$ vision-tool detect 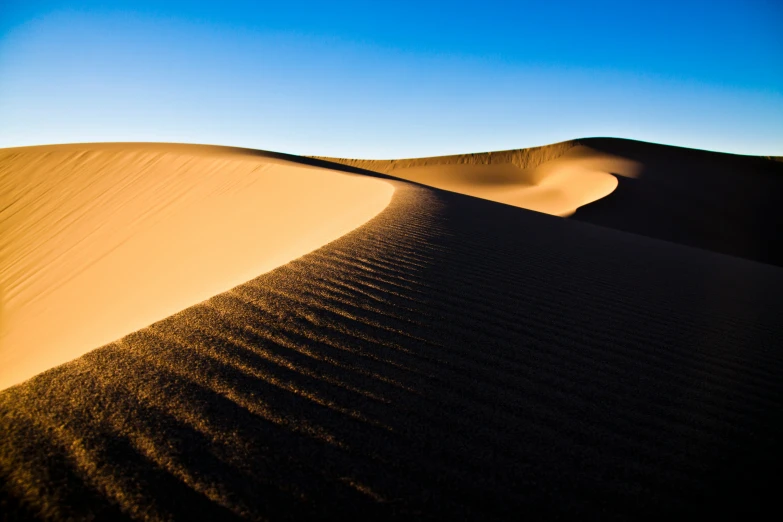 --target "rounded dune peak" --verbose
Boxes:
[0,143,394,390]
